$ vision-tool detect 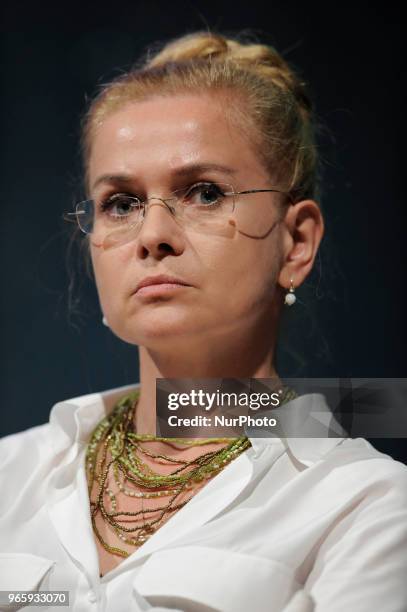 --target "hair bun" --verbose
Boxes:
[145,31,311,114]
[145,32,230,66]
